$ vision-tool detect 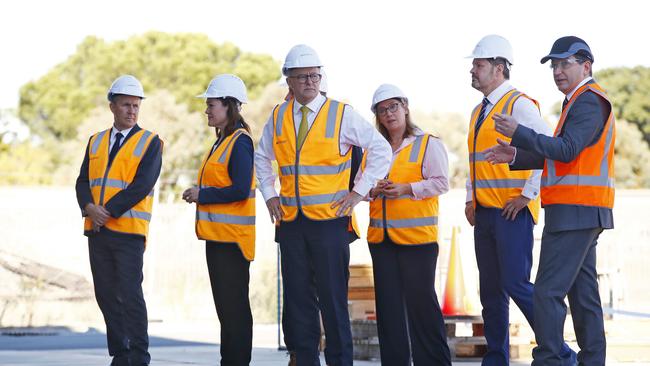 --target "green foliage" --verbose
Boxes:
[0,141,56,185]
[412,111,469,188]
[596,66,650,145]
[19,32,281,140]
[241,83,287,142]
[614,119,650,188]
